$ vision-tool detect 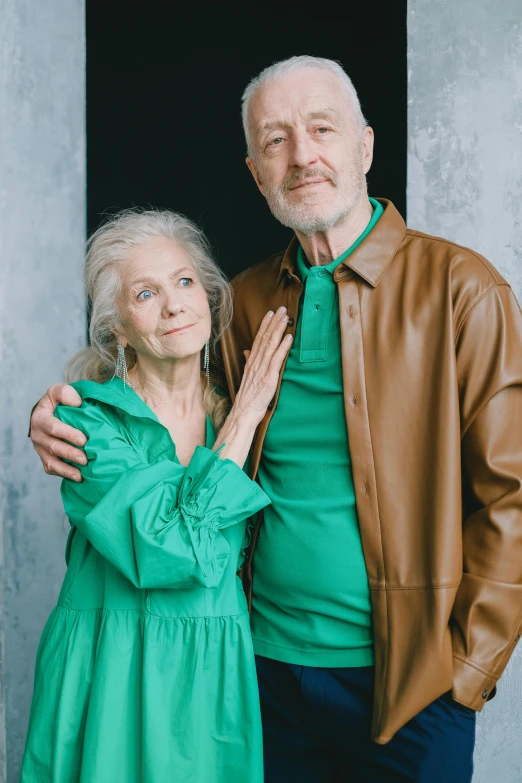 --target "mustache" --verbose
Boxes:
[281,168,338,192]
